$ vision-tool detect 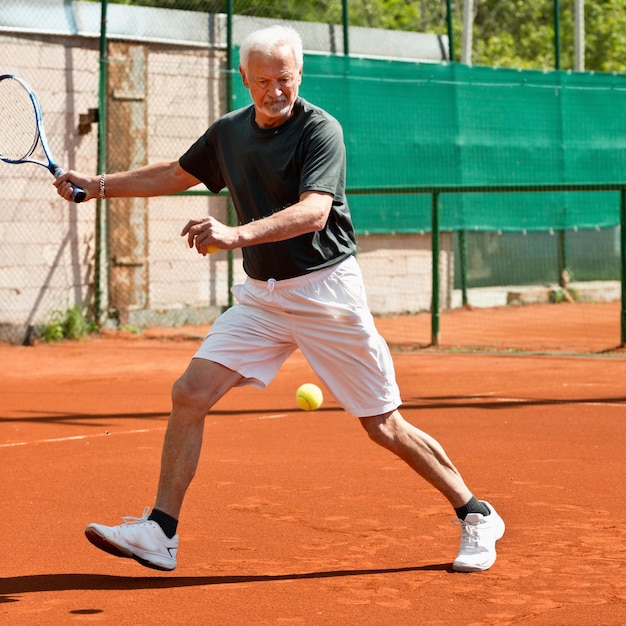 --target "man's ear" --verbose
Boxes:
[239,65,249,88]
